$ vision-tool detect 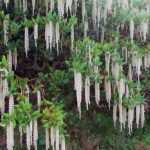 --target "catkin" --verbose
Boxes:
[4,0,9,8]
[122,106,127,128]
[56,127,60,150]
[113,104,117,127]
[37,90,41,109]
[140,22,148,41]
[61,136,65,150]
[45,128,50,150]
[6,95,14,150]
[12,50,18,70]
[24,27,29,57]
[66,0,73,14]
[56,23,60,54]
[3,17,9,45]
[45,21,54,50]
[128,108,134,134]
[26,125,31,150]
[130,19,134,43]
[74,71,82,117]
[23,0,27,12]
[84,21,88,37]
[136,105,140,128]
[105,52,110,75]
[106,0,113,12]
[118,103,123,131]
[85,76,90,110]
[58,0,65,16]
[8,50,12,72]
[104,77,111,109]
[34,23,38,47]
[33,119,38,150]
[29,121,33,146]
[82,0,86,22]
[26,84,30,102]
[19,126,23,146]
[94,66,100,105]
[92,0,98,26]
[140,104,145,128]
[71,25,74,51]
[32,0,36,15]
[50,127,55,149]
